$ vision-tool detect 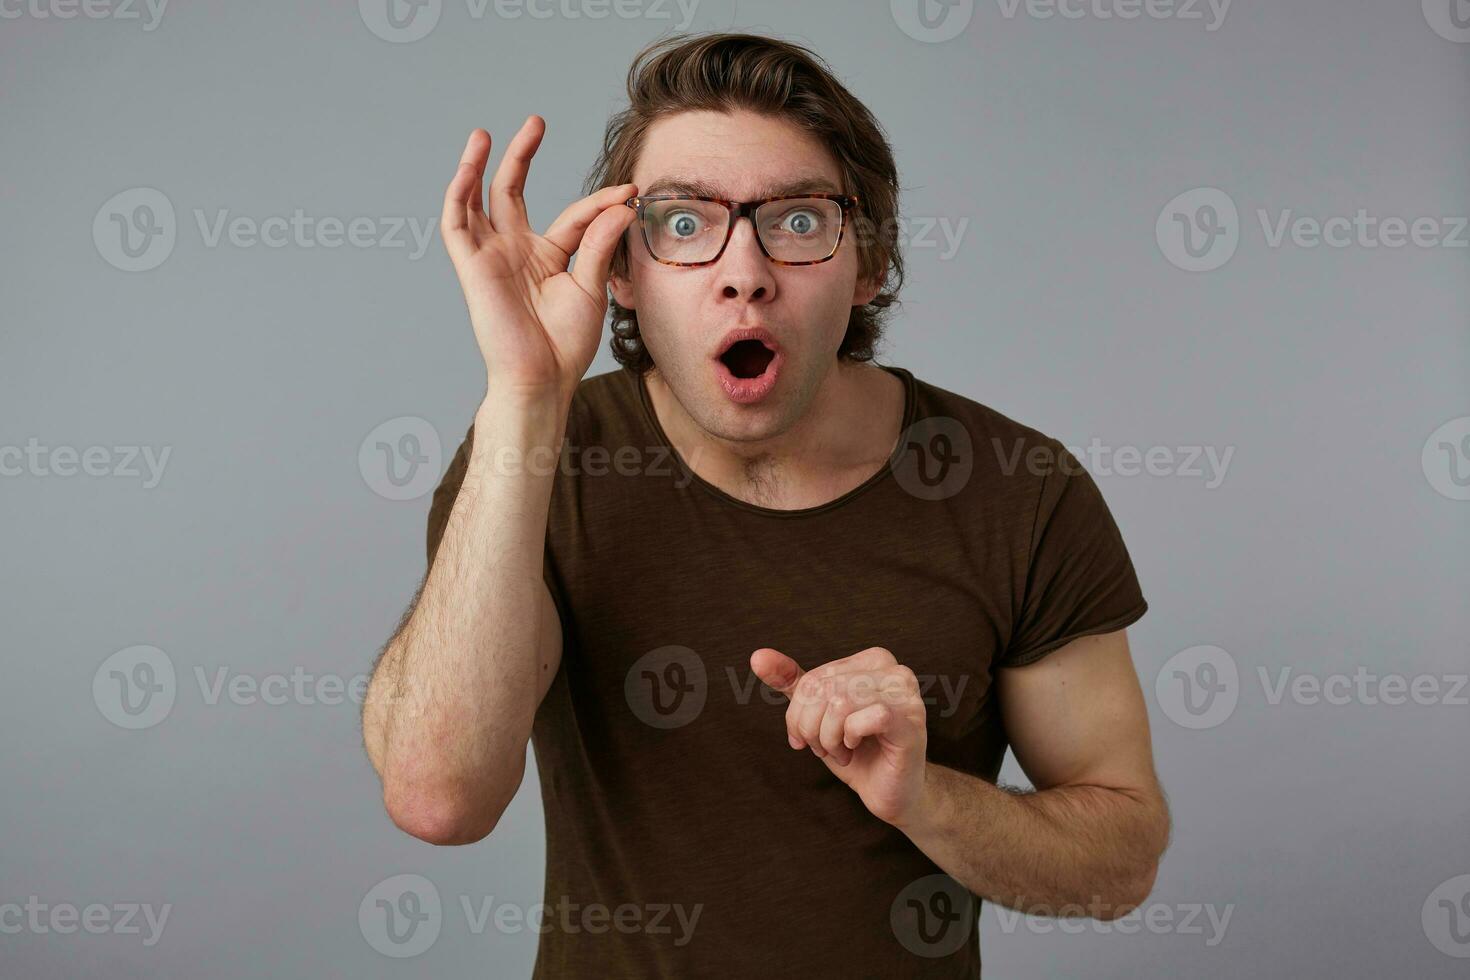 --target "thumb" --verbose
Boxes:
[750,648,804,698]
[569,200,638,303]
